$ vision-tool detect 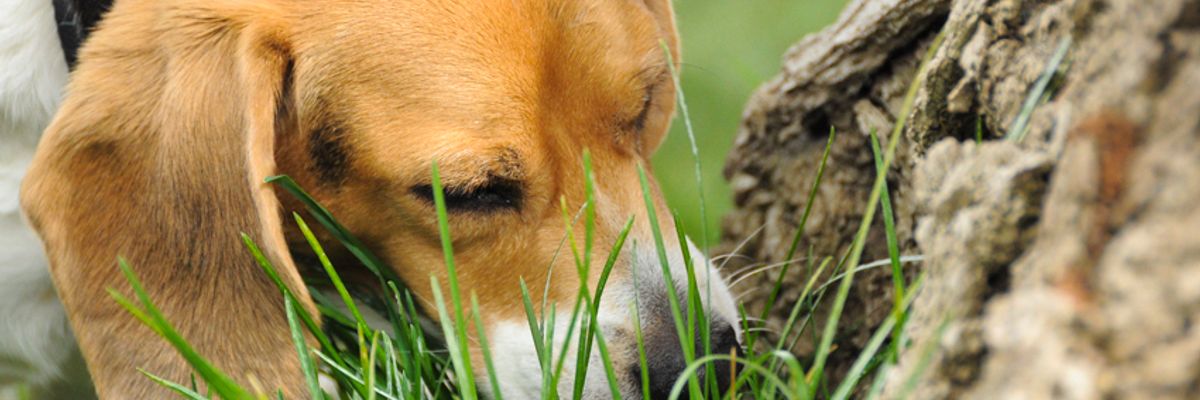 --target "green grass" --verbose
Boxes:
[116,156,926,398]
[102,4,963,400]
